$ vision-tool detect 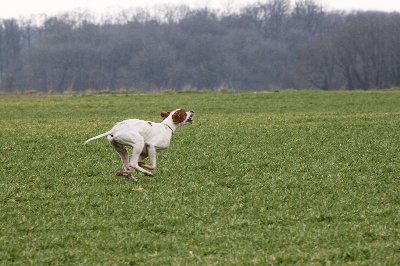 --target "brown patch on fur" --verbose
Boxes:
[172,109,187,124]
[160,111,170,120]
